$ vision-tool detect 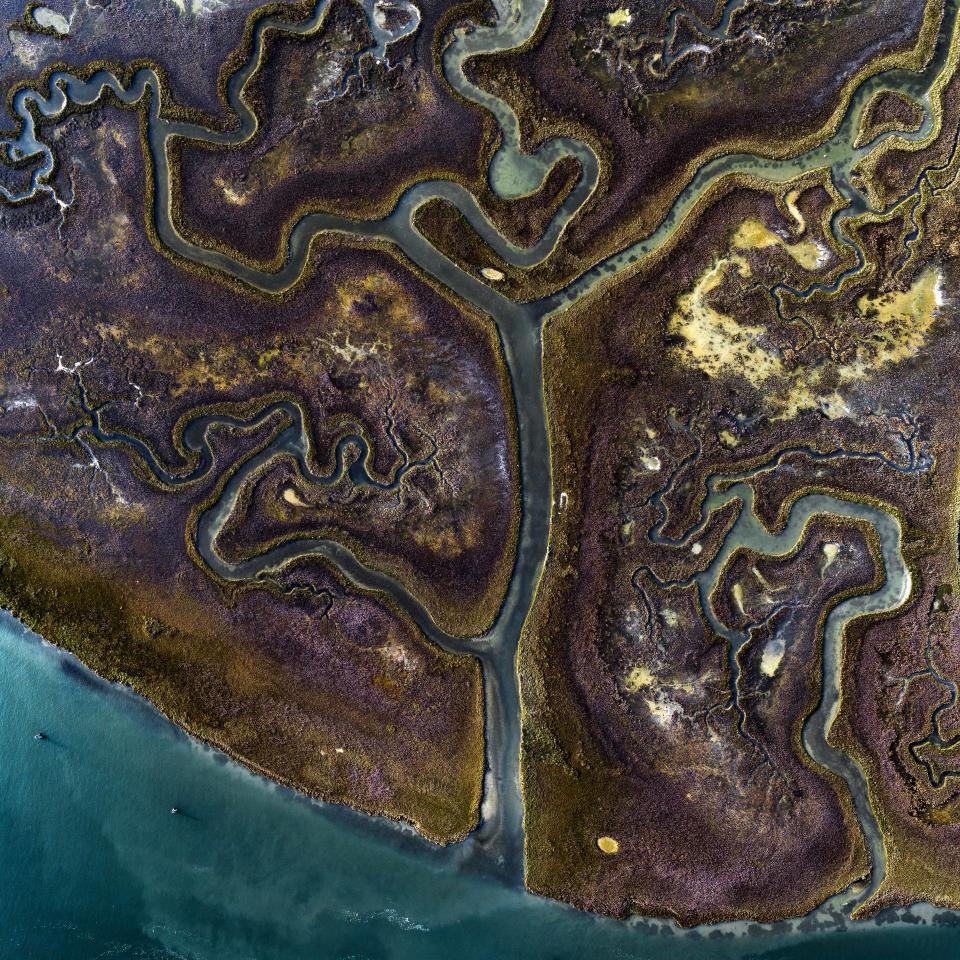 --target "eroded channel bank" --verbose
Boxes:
[2,0,959,919]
